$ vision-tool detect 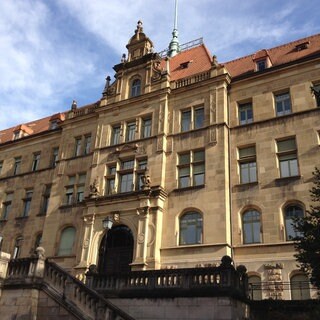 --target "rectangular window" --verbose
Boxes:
[51,147,59,168]
[105,158,147,194]
[256,60,266,71]
[65,175,75,205]
[84,135,91,155]
[275,92,291,116]
[0,161,3,175]
[194,107,204,129]
[22,190,33,217]
[77,173,86,202]
[111,125,121,145]
[238,146,257,184]
[41,185,51,215]
[181,106,204,132]
[105,166,116,195]
[181,110,191,132]
[126,122,136,142]
[277,138,299,178]
[13,157,21,175]
[239,102,253,125]
[120,173,134,193]
[74,137,82,156]
[31,153,40,171]
[2,193,13,220]
[178,150,205,188]
[142,118,152,138]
